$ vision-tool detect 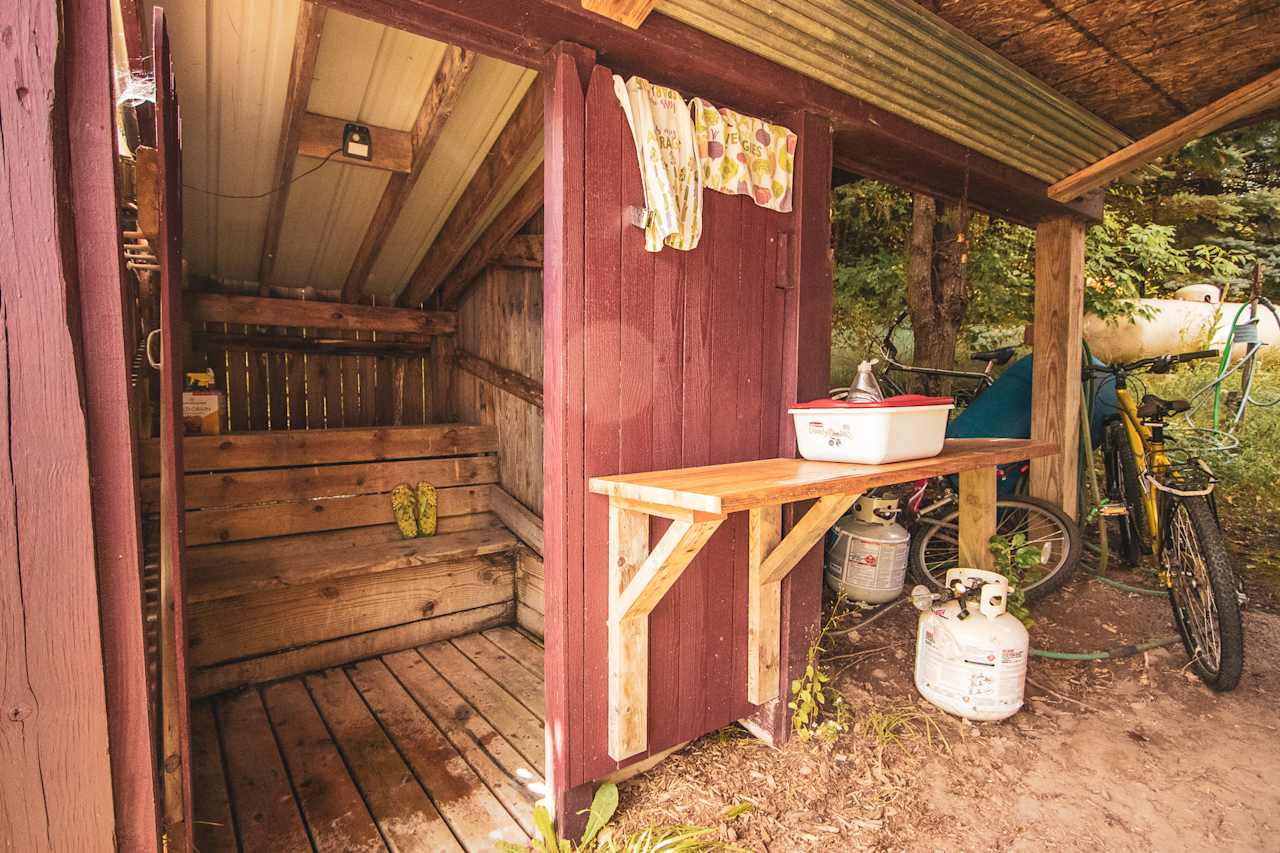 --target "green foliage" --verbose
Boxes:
[856,704,950,754]
[829,119,1280,358]
[987,533,1043,628]
[788,609,849,742]
[497,784,741,853]
[1145,363,1280,497]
